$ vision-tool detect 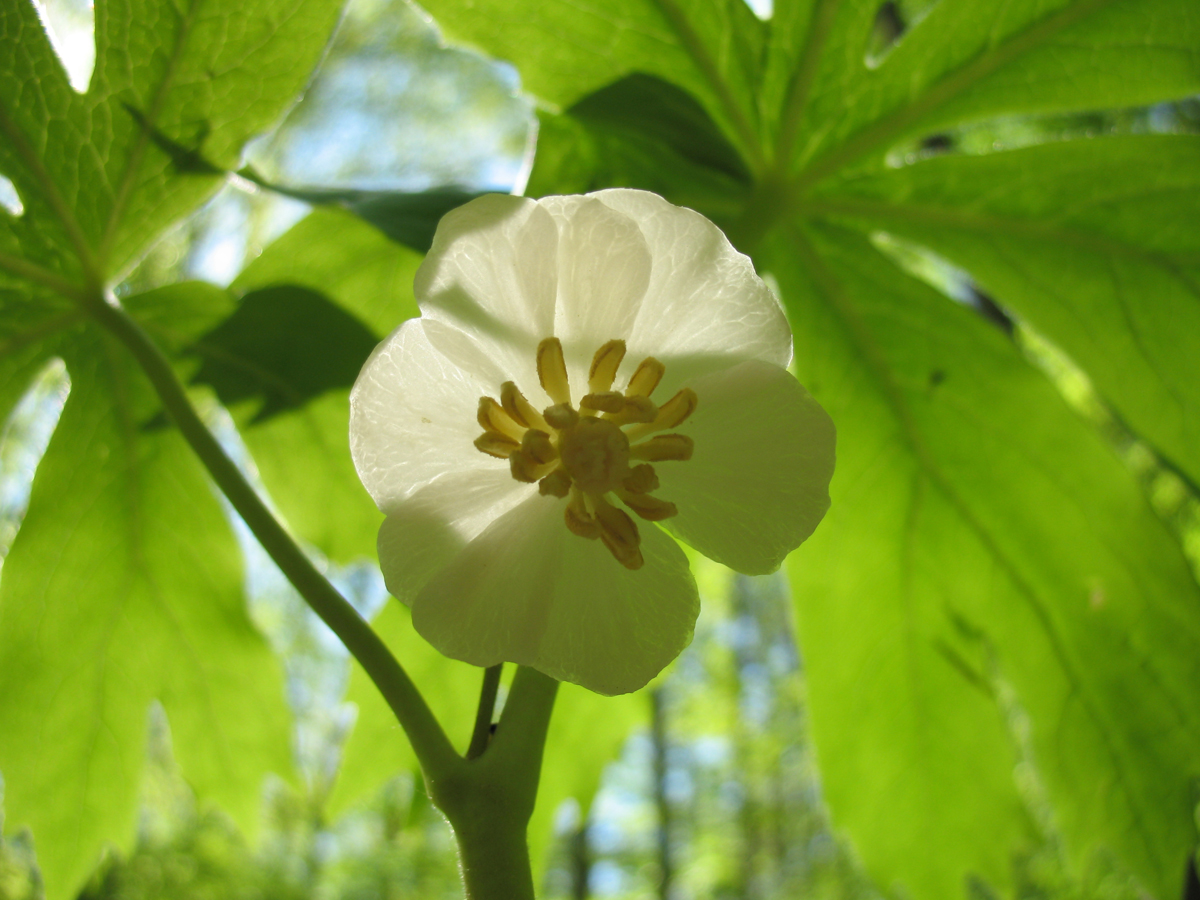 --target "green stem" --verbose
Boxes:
[467,664,504,760]
[436,667,560,900]
[83,291,460,784]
